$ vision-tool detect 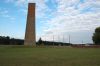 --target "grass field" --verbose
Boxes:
[0,46,100,66]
